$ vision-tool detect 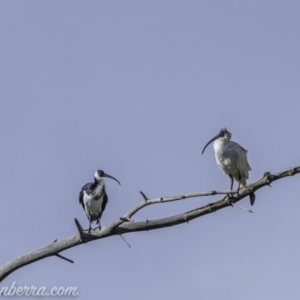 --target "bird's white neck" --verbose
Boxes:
[94,177,104,186]
[213,137,228,154]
